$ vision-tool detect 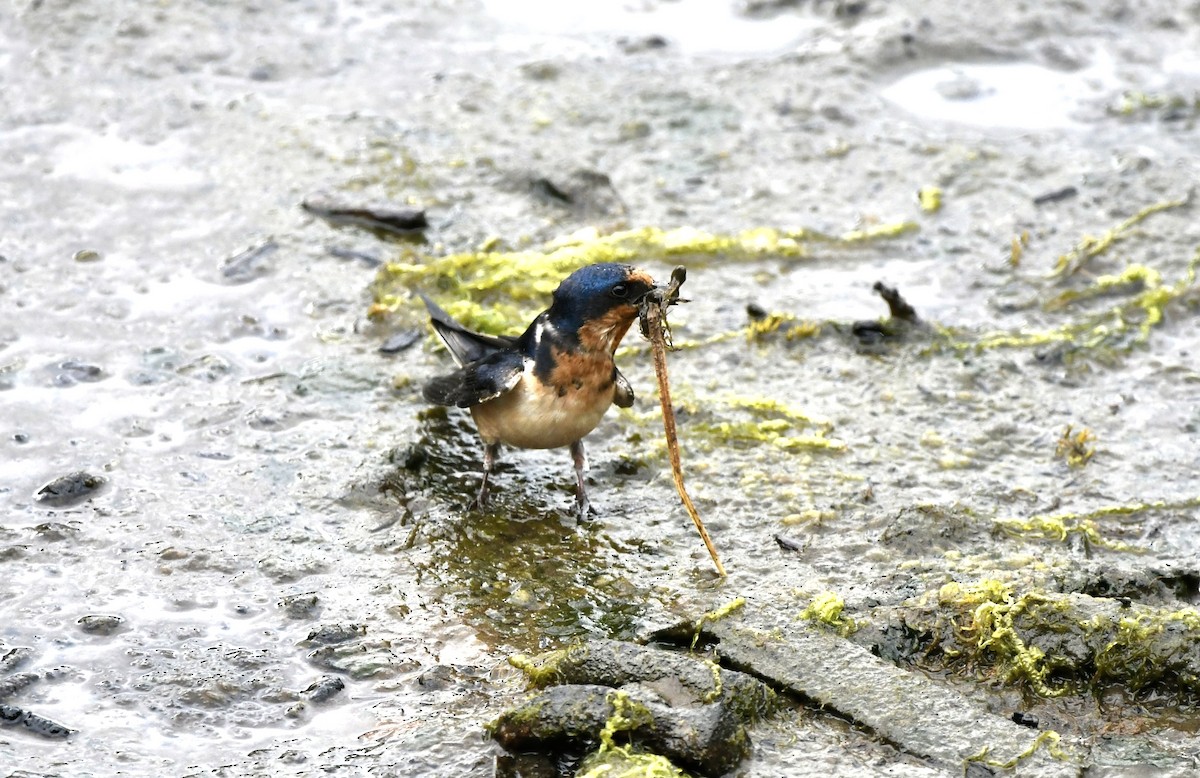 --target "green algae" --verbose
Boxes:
[1054,424,1095,468]
[1109,90,1200,122]
[964,730,1073,773]
[837,221,919,243]
[371,222,918,332]
[690,396,845,453]
[1091,609,1200,687]
[917,185,943,213]
[596,690,655,749]
[1044,263,1162,311]
[576,746,692,778]
[375,207,1194,367]
[509,644,583,687]
[947,581,1075,697]
[940,243,1199,360]
[500,648,763,778]
[650,208,1195,364]
[699,658,724,705]
[690,598,746,650]
[799,591,856,636]
[994,512,1136,551]
[622,394,844,460]
[905,579,1200,705]
[995,497,1200,551]
[1051,198,1189,277]
[484,697,547,739]
[723,232,1199,363]
[1010,230,1029,267]
[929,203,1200,361]
[744,312,822,342]
[623,310,820,354]
[490,684,700,778]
